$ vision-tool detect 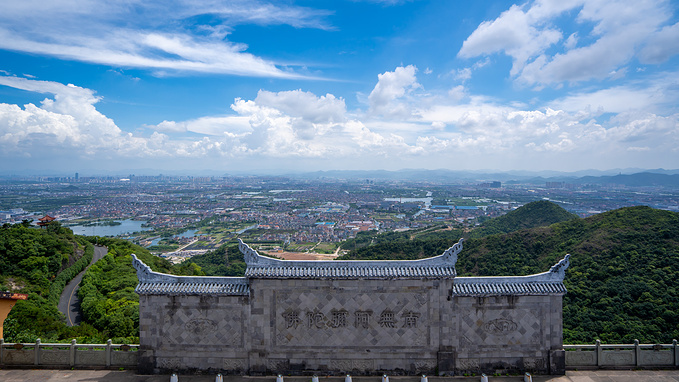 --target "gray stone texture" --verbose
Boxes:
[138,278,565,375]
[135,244,569,375]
